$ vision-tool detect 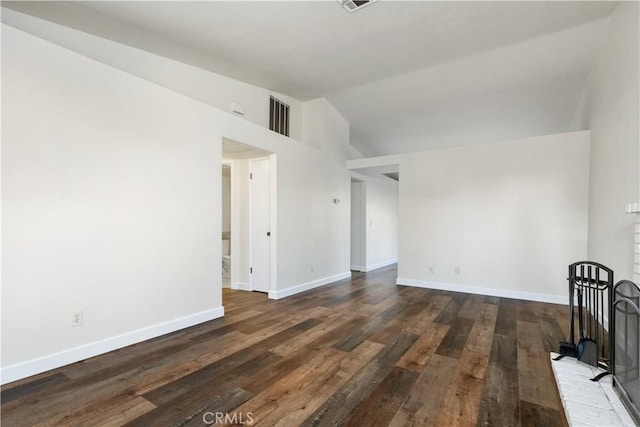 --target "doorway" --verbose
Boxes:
[222,162,232,288]
[350,179,366,272]
[221,138,275,296]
